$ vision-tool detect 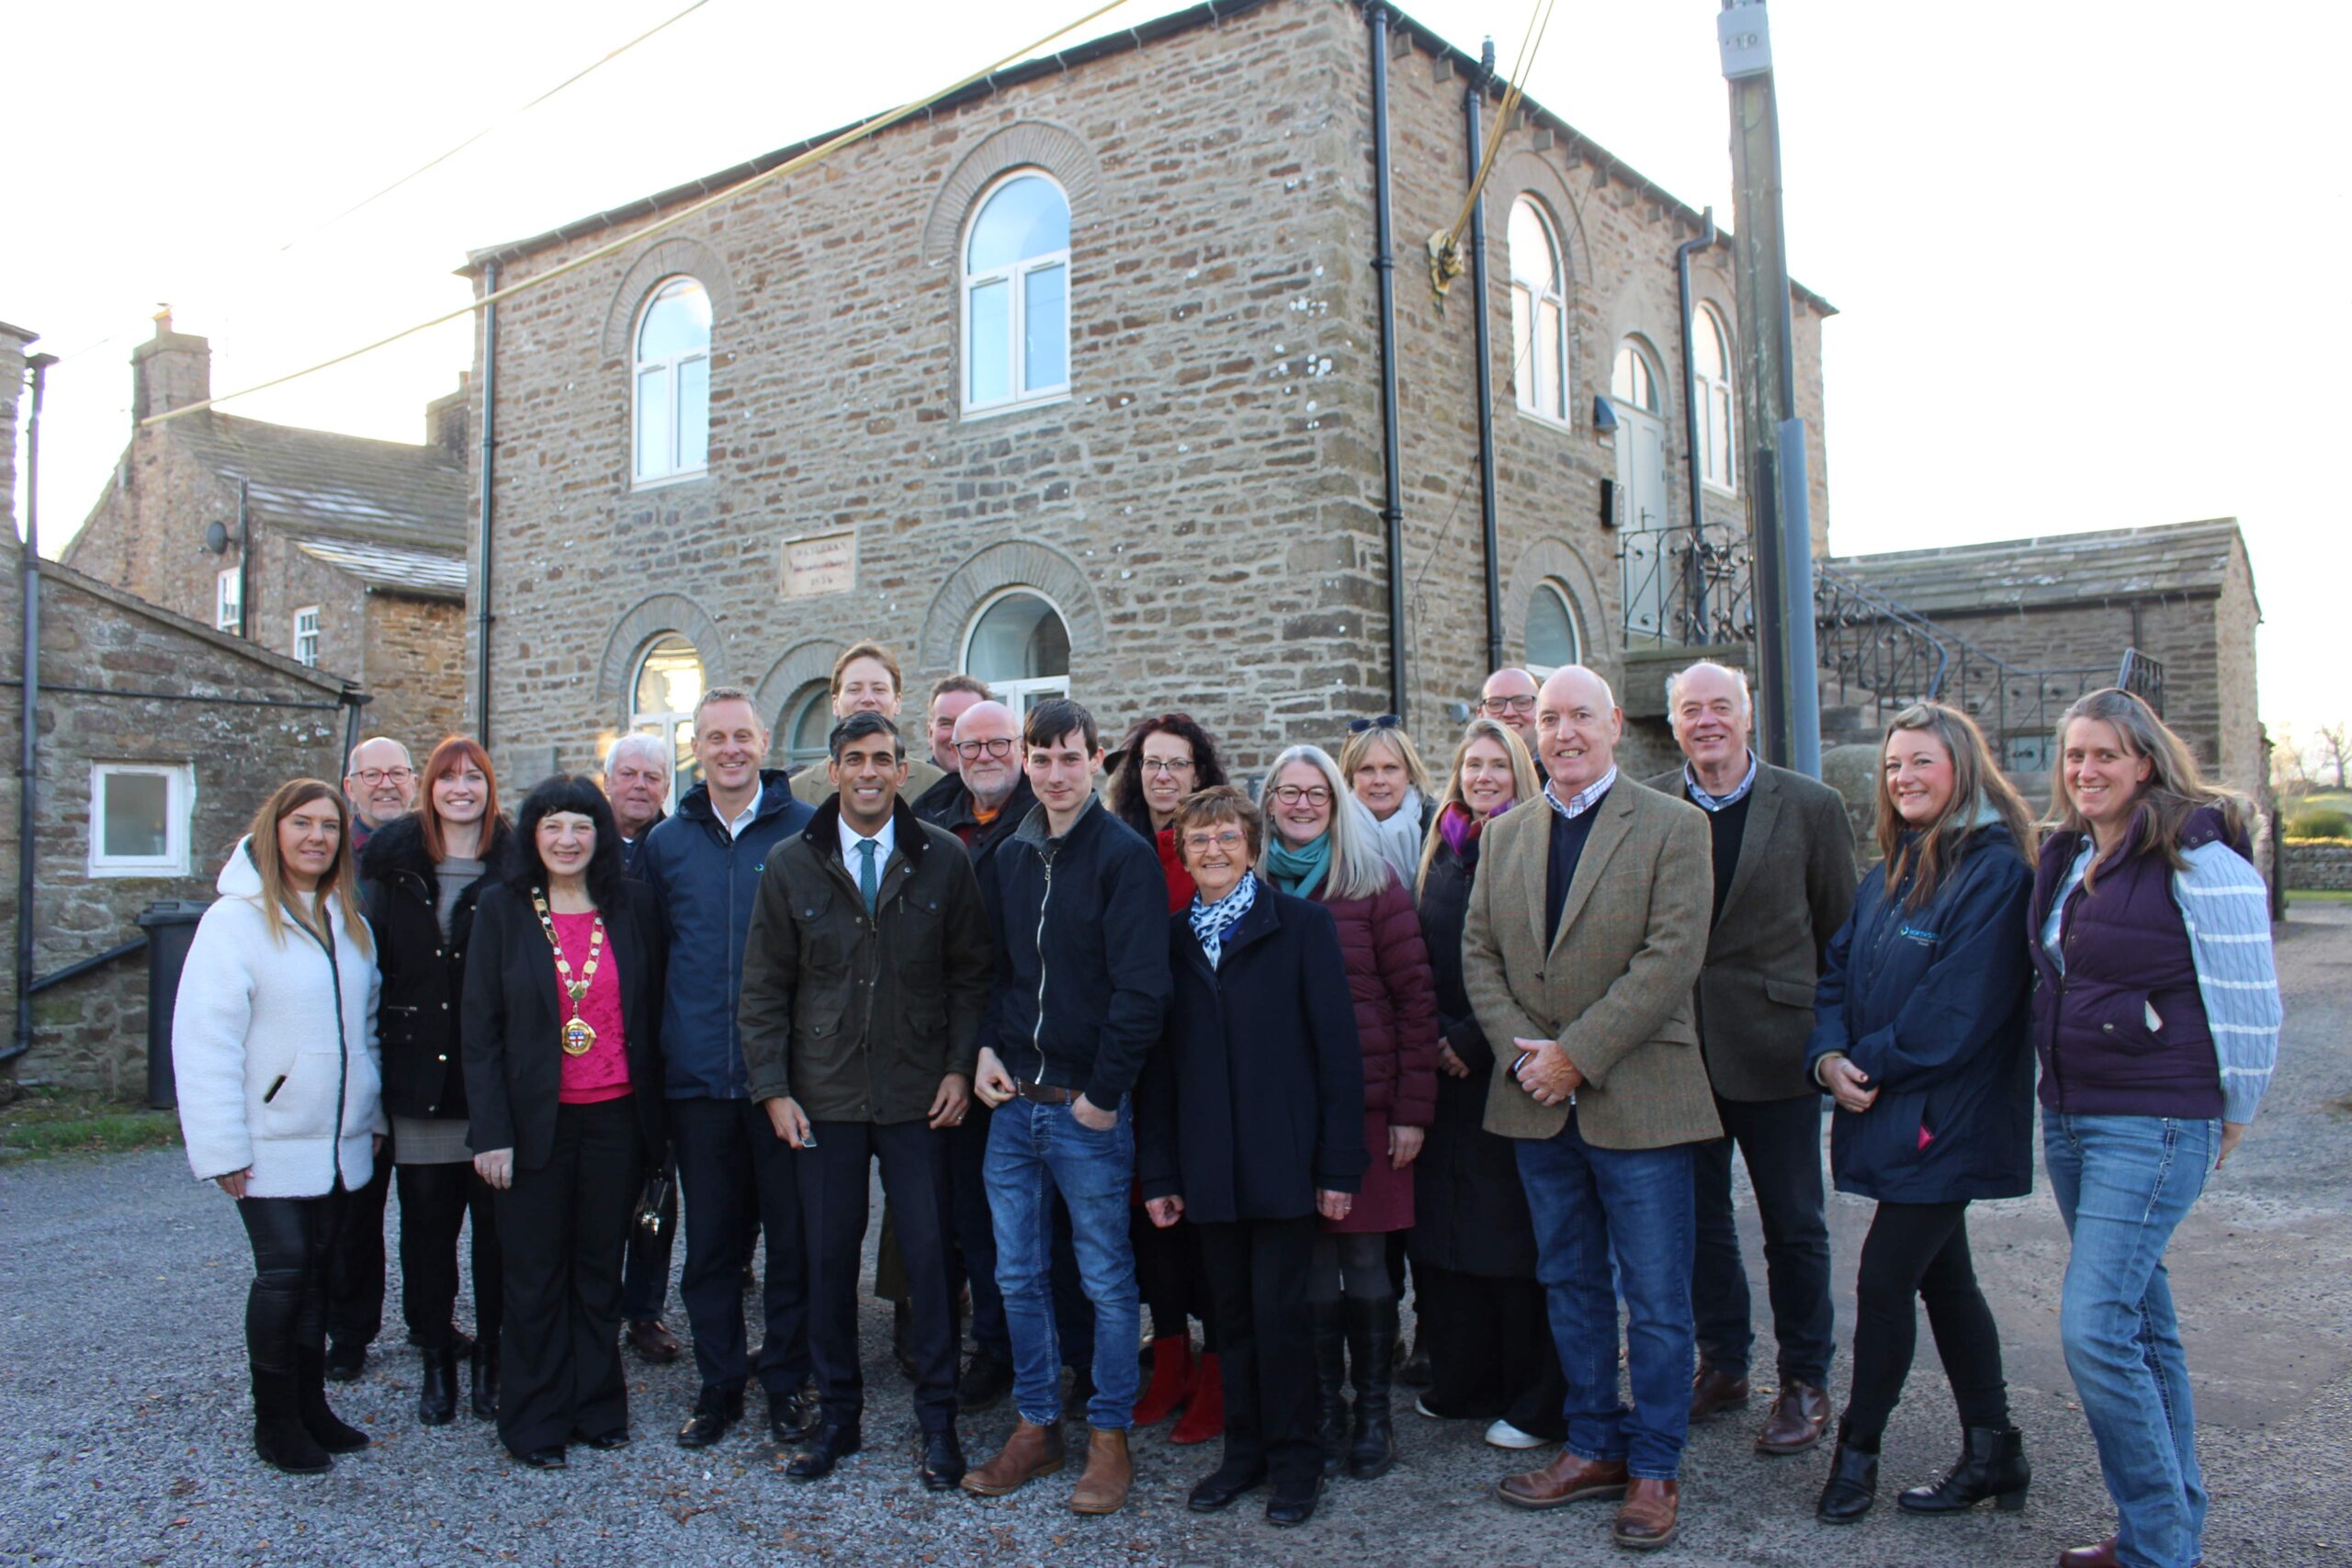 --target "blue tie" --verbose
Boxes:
[856,839,878,914]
